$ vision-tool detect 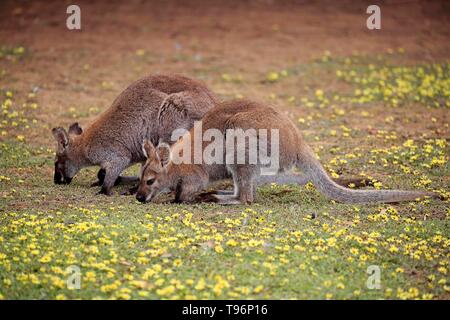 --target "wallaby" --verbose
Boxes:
[52,74,218,195]
[136,99,439,204]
